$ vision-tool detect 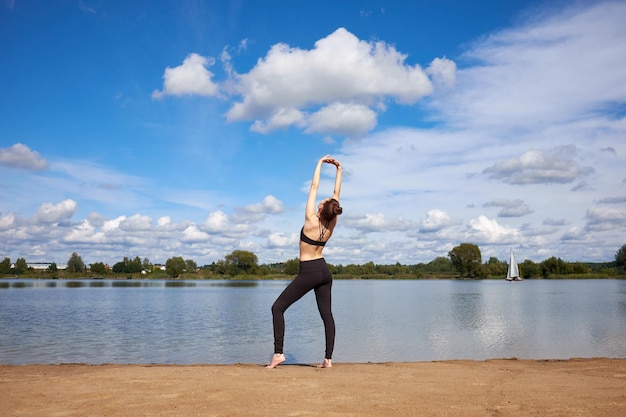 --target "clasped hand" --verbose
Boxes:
[321,155,341,169]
